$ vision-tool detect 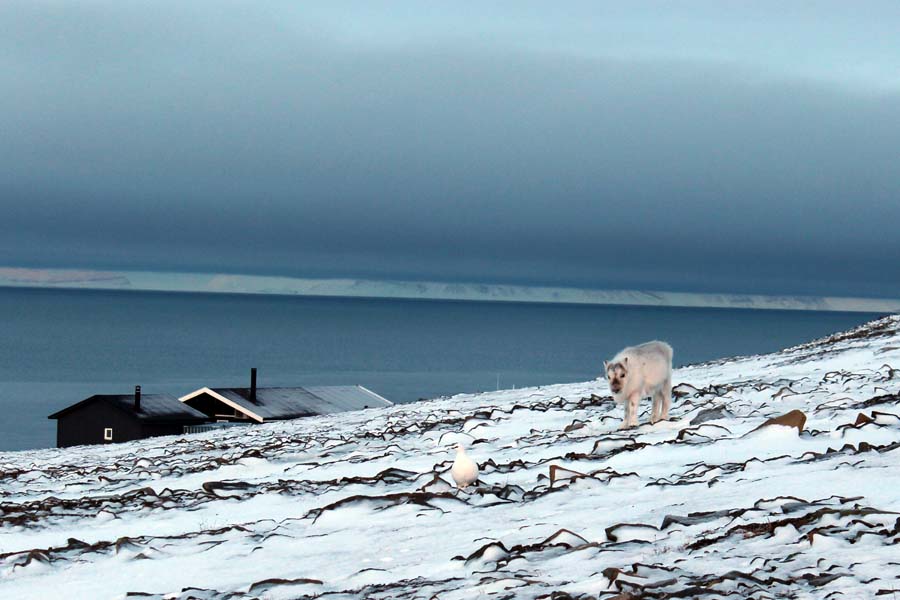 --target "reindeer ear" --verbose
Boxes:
[603,360,609,370]
[622,357,628,365]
